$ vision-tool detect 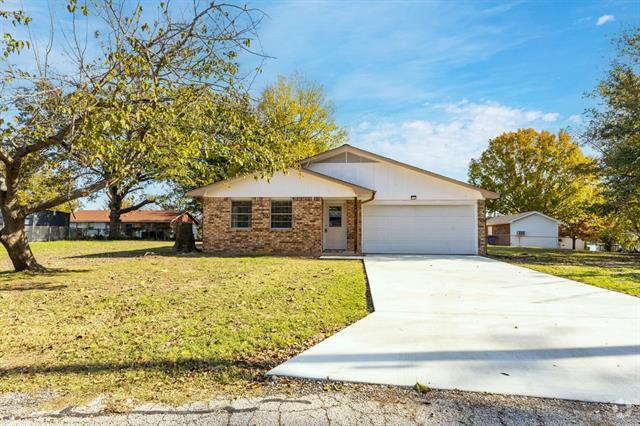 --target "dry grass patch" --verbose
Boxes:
[0,241,368,406]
